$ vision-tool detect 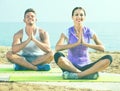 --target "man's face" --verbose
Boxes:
[24,12,37,25]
